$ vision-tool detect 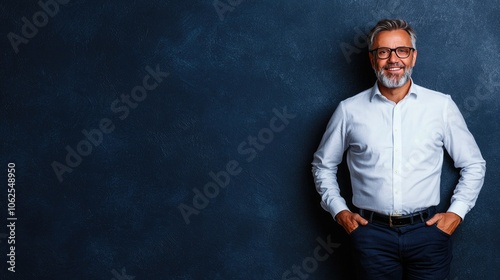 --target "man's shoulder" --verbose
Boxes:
[341,87,374,106]
[413,83,451,101]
